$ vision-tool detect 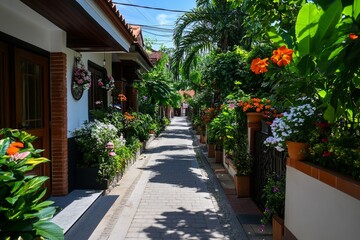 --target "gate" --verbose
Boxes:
[252,131,287,208]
